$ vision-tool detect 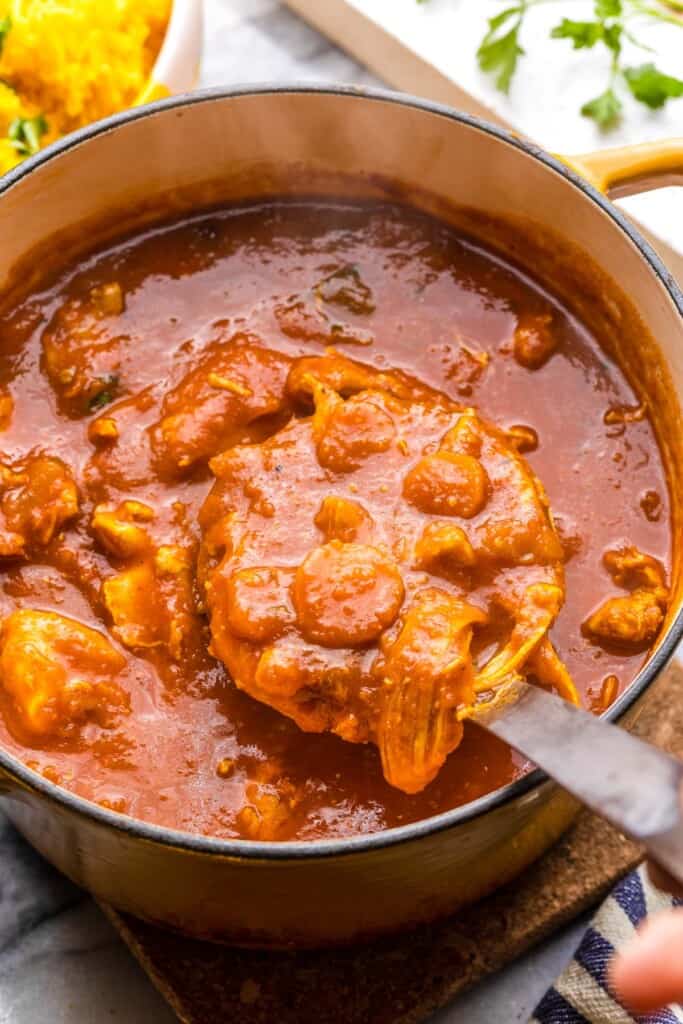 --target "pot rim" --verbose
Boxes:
[0,83,681,861]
